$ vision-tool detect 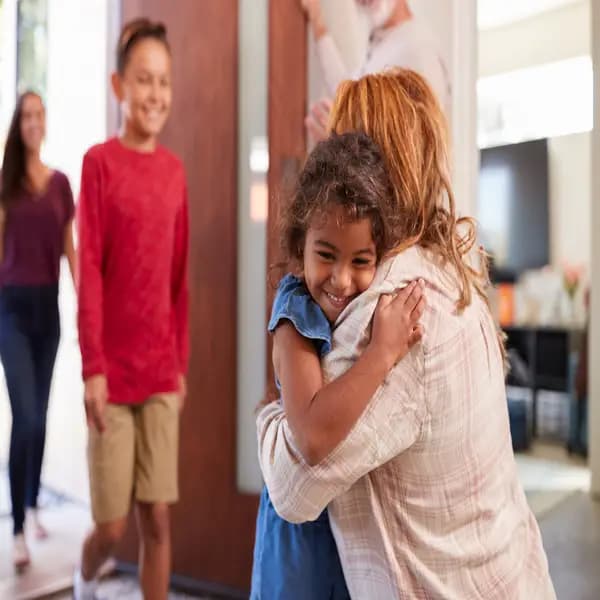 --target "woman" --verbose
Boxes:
[0,91,76,569]
[256,70,556,598]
